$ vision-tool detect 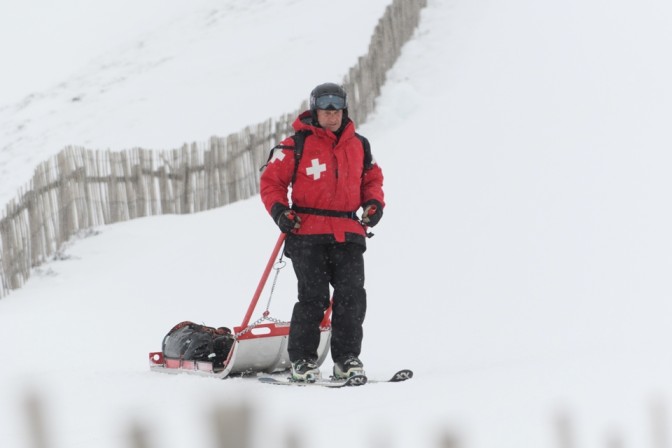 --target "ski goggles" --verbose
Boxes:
[314,94,347,110]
